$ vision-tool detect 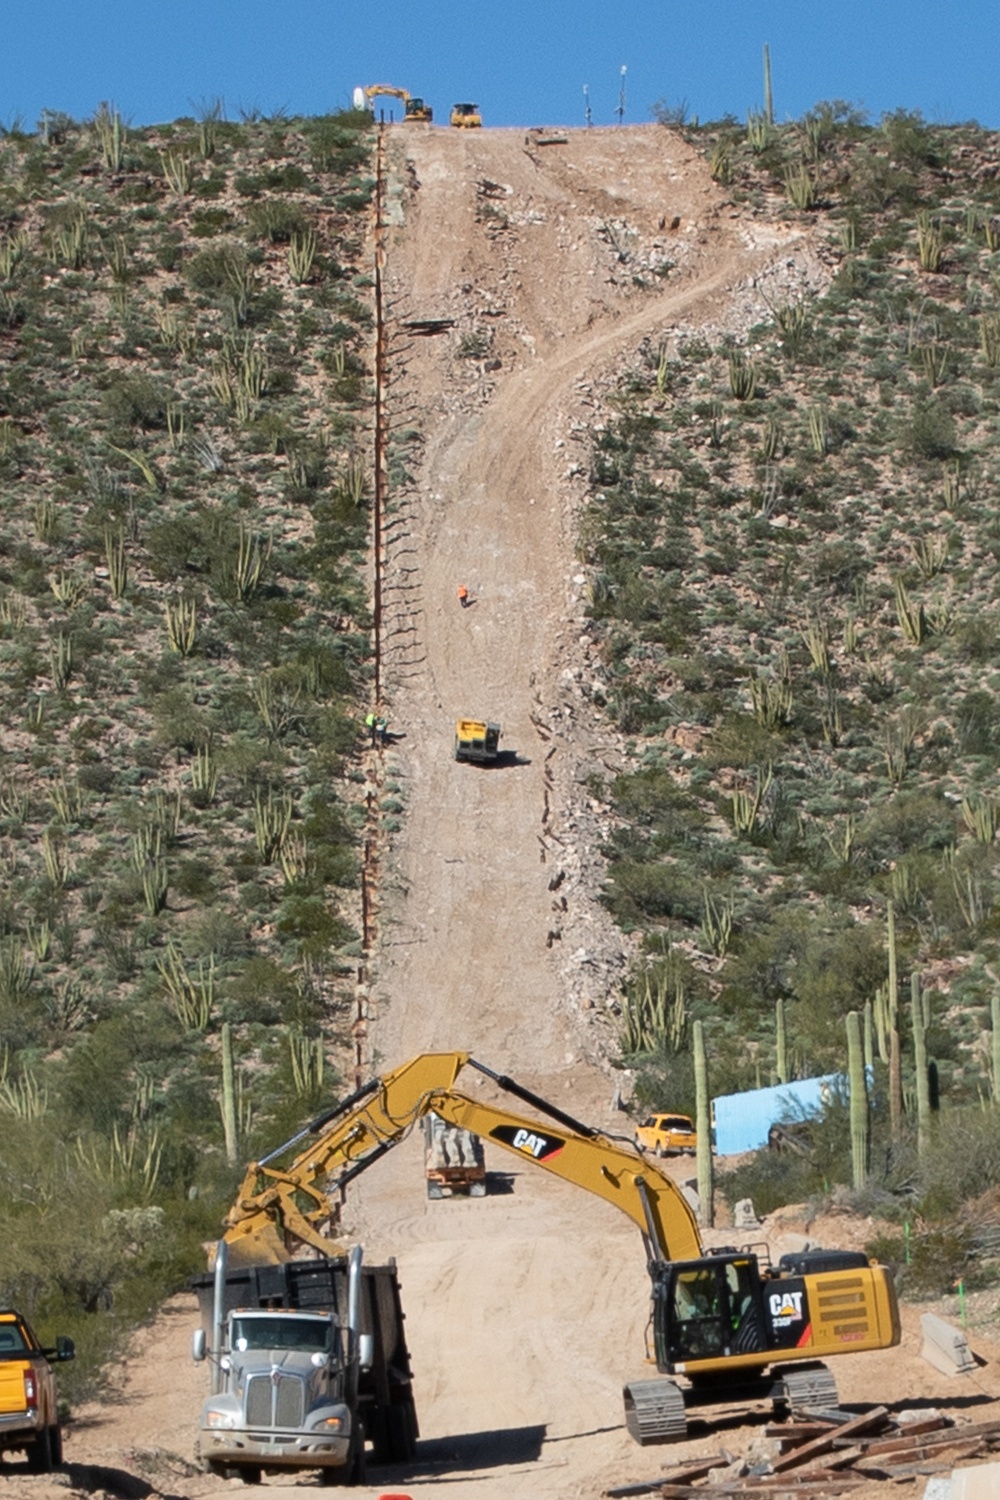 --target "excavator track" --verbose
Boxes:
[771,1362,838,1415]
[622,1379,687,1445]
